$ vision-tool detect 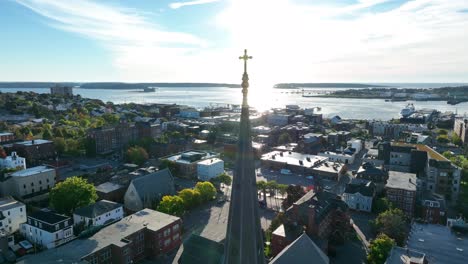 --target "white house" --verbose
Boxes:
[342,180,375,212]
[347,139,362,153]
[73,200,123,228]
[0,152,26,170]
[197,158,224,181]
[20,210,73,249]
[0,196,26,235]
